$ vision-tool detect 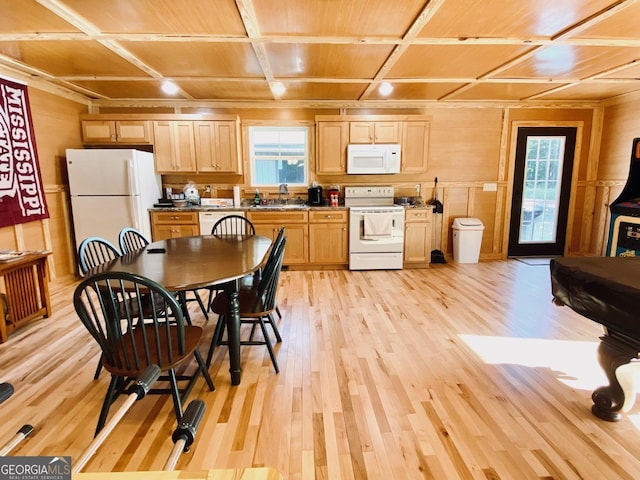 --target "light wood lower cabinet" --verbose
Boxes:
[149,208,433,268]
[309,210,348,264]
[247,210,309,265]
[151,211,199,240]
[403,208,433,266]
